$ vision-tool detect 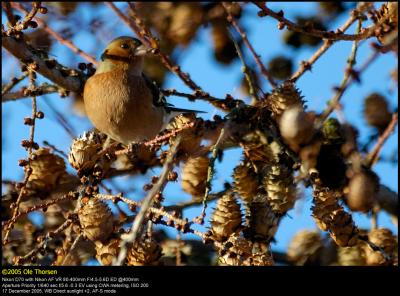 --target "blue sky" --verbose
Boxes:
[2,2,397,259]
